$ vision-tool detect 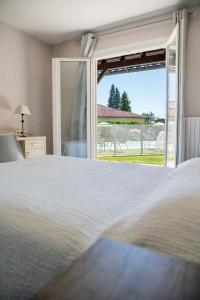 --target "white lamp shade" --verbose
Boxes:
[14,105,32,115]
